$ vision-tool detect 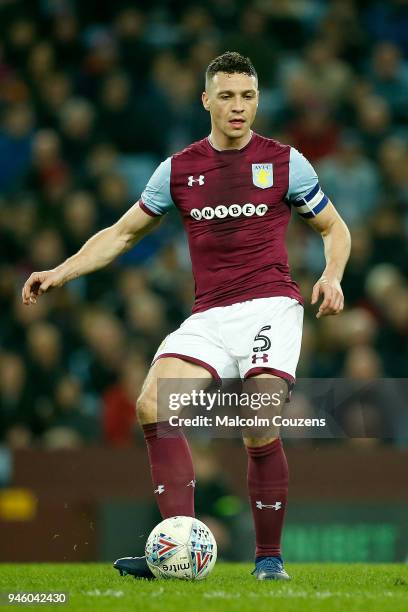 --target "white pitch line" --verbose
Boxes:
[84,589,124,598]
